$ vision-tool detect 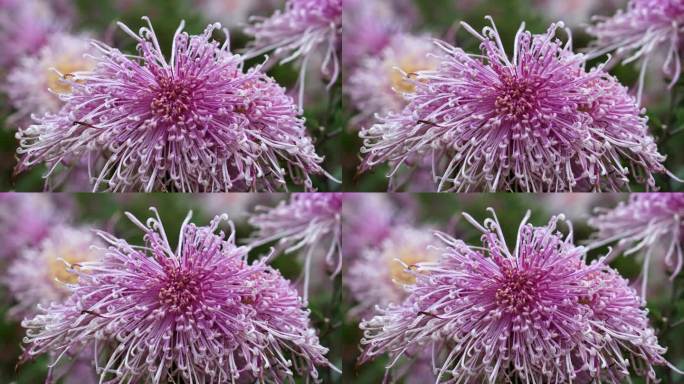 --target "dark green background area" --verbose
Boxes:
[0,194,343,383]
[342,0,684,192]
[0,0,342,192]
